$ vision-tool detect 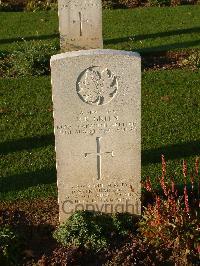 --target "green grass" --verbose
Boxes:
[0,6,200,53]
[0,77,56,200]
[0,70,199,200]
[0,6,200,201]
[142,69,200,186]
[0,11,59,53]
[103,6,200,53]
